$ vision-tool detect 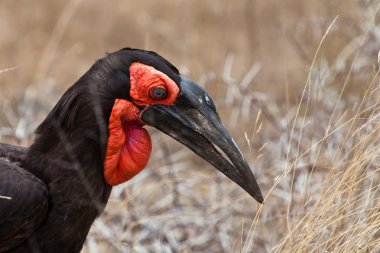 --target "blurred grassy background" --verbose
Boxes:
[1,0,380,252]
